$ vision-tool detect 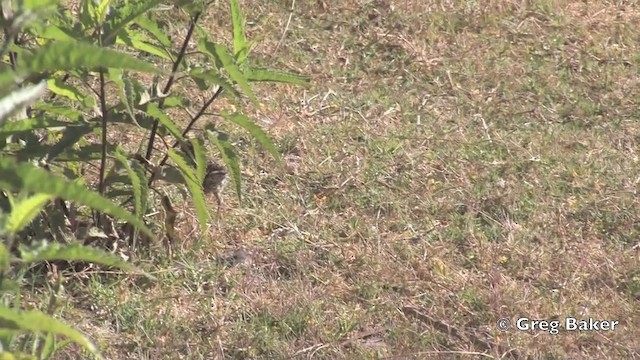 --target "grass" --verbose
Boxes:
[31,0,640,358]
